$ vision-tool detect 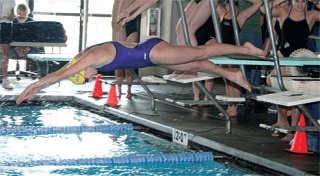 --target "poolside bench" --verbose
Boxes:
[7,42,67,80]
